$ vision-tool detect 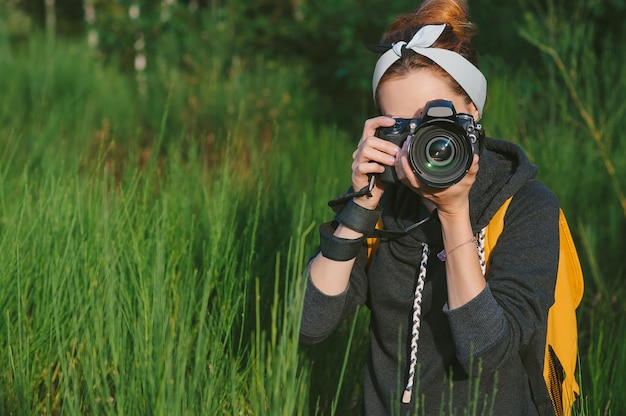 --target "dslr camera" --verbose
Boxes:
[376,99,484,188]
